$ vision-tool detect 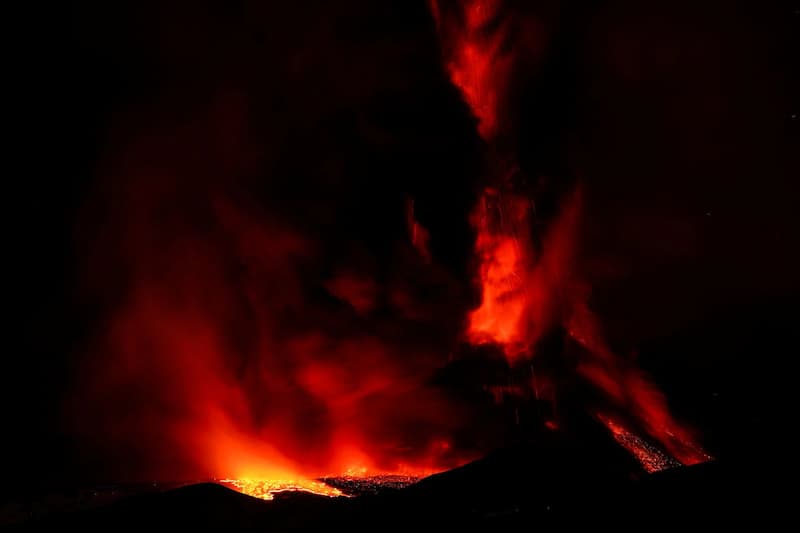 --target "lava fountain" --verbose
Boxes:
[430,0,710,469]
